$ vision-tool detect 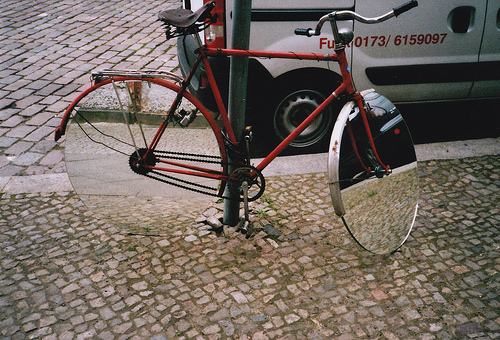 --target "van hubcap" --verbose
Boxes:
[274,89,331,148]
